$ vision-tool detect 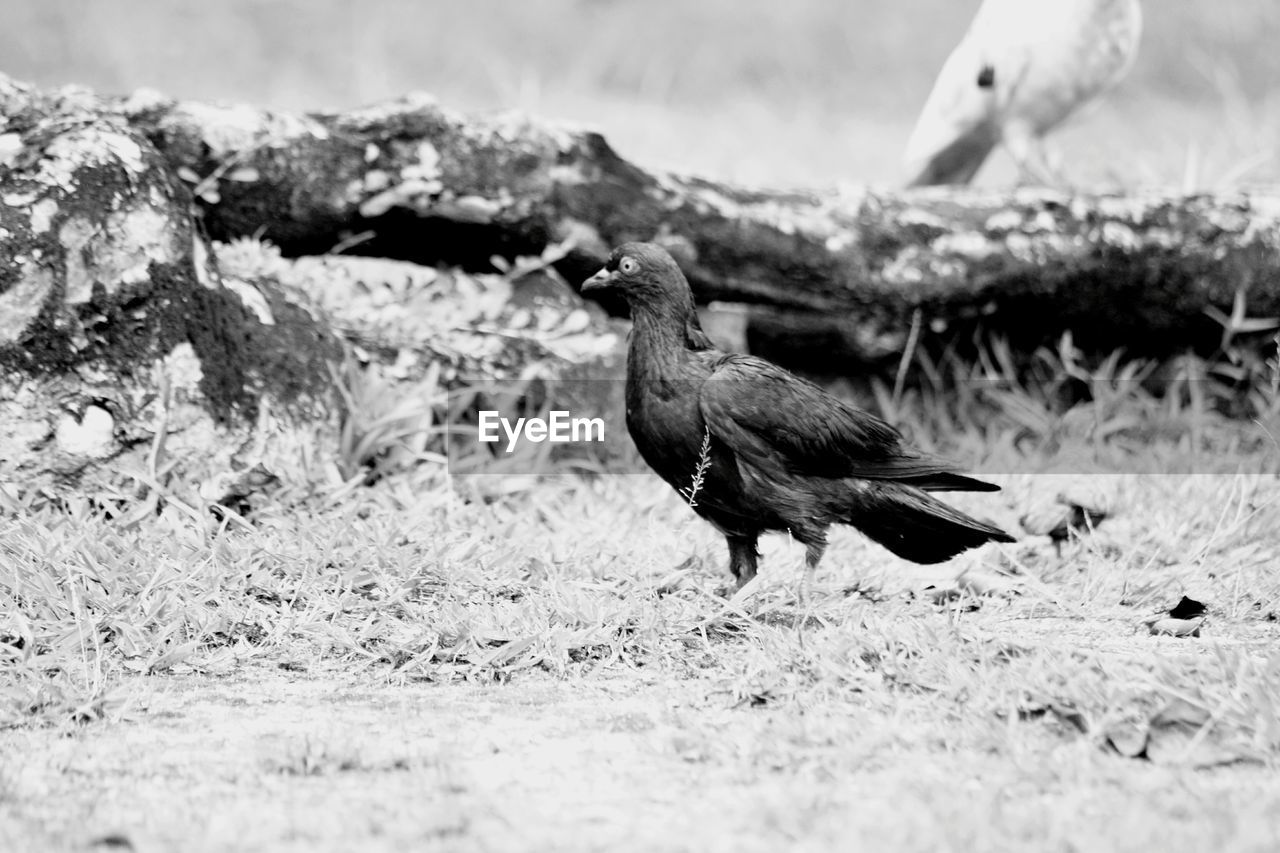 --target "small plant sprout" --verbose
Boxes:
[680,426,712,508]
